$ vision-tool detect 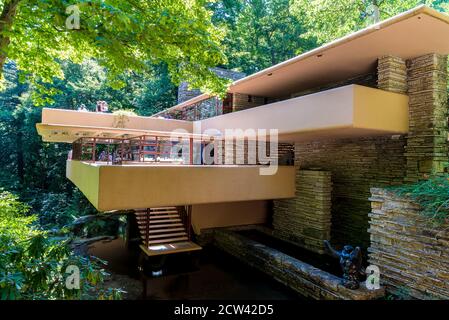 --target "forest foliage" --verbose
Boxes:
[0,192,122,299]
